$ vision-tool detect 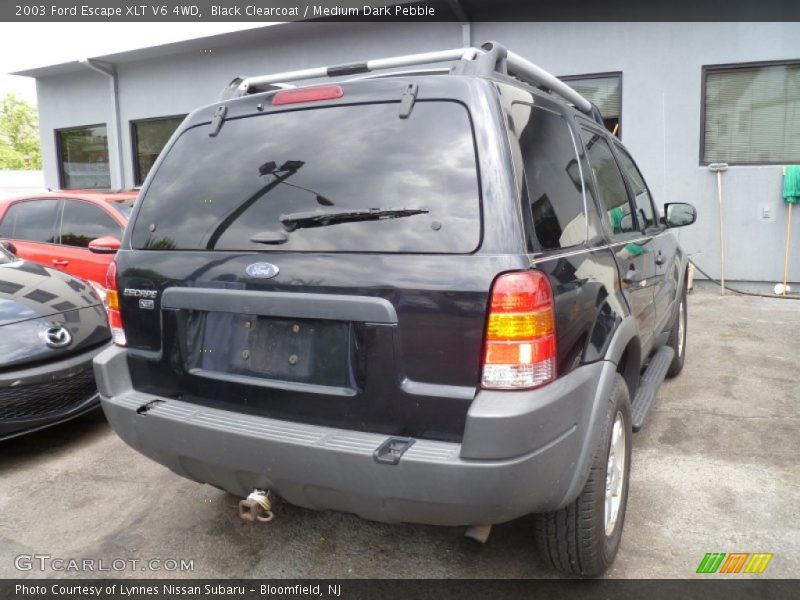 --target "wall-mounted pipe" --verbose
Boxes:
[708,162,729,296]
[79,58,124,190]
